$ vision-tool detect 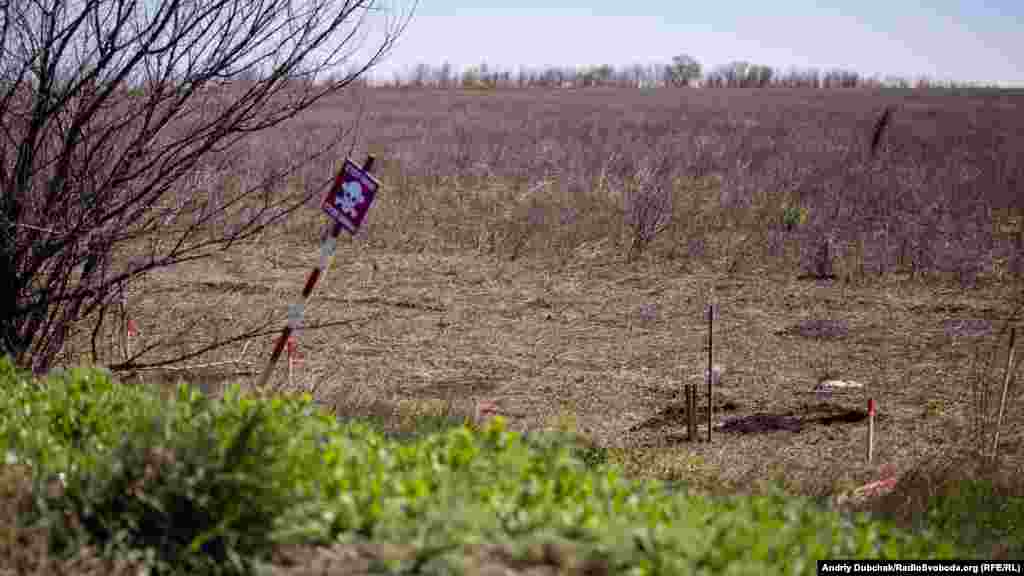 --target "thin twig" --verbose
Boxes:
[16,223,59,233]
[991,328,1018,460]
[108,315,377,372]
[130,360,257,373]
